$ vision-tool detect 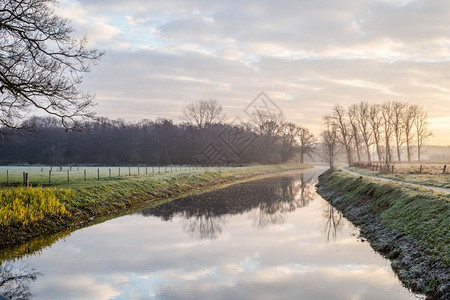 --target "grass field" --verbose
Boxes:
[348,164,450,189]
[0,165,226,187]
